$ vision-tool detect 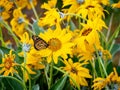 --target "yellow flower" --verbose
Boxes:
[75,27,100,52]
[79,40,103,61]
[0,50,18,76]
[95,0,109,5]
[63,0,105,19]
[92,67,120,90]
[20,32,45,69]
[15,0,37,9]
[62,59,92,86]
[10,8,28,38]
[102,50,112,60]
[22,63,36,82]
[77,0,105,19]
[0,0,13,20]
[38,0,62,27]
[112,1,120,8]
[39,27,73,64]
[92,77,106,90]
[62,0,83,14]
[19,32,45,81]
